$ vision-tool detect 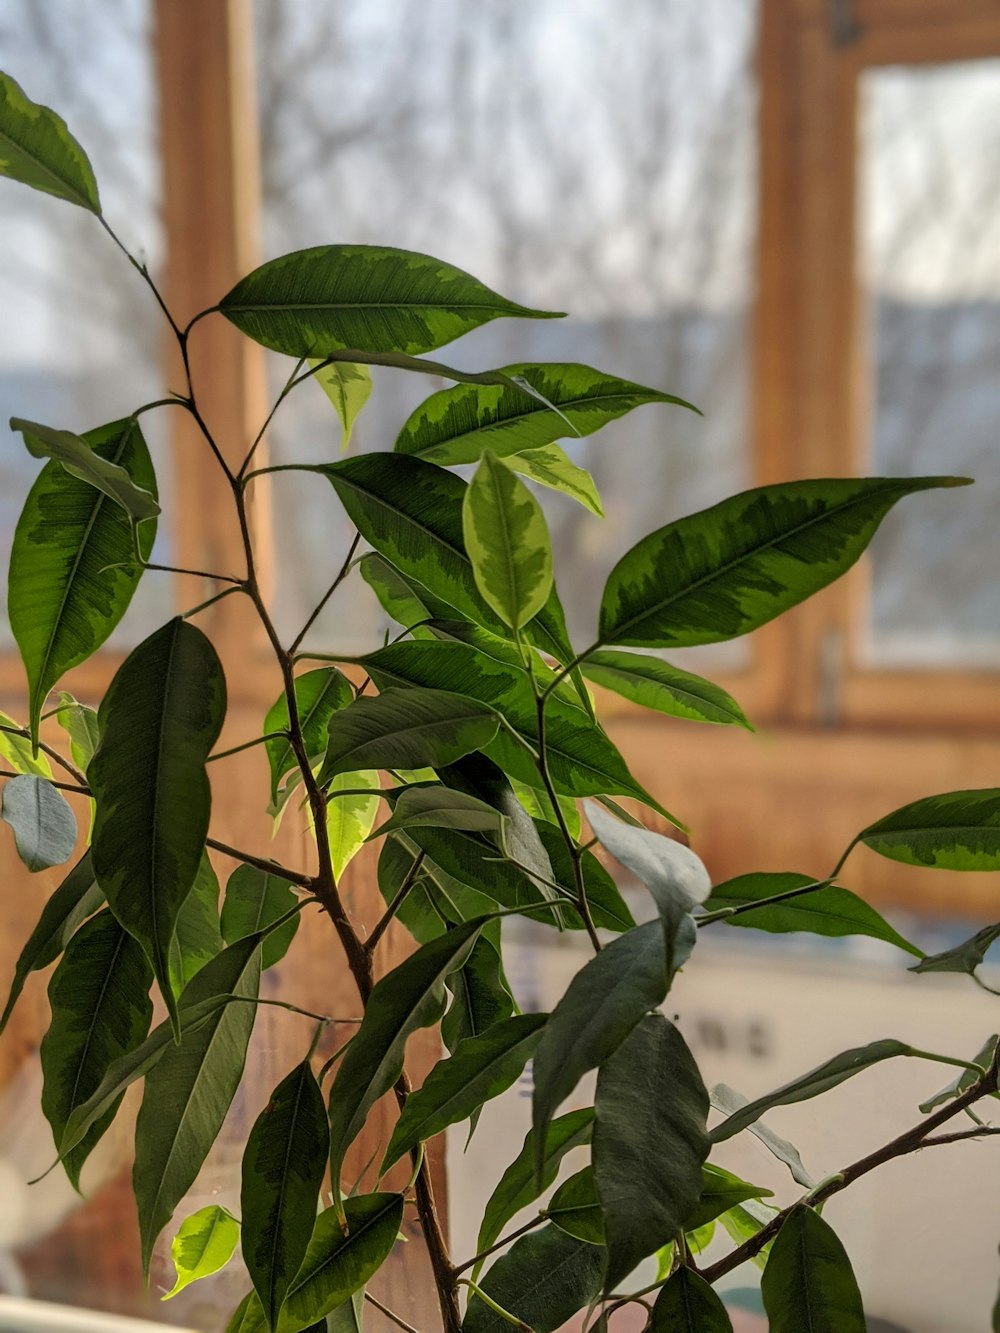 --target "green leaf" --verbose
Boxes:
[394,362,694,466]
[242,1058,330,1329]
[90,619,227,1031]
[327,920,485,1200]
[381,1014,545,1173]
[709,1085,814,1187]
[373,785,503,840]
[264,668,353,806]
[319,687,499,784]
[761,1205,866,1333]
[0,69,100,211]
[511,777,581,839]
[0,851,103,1034]
[219,244,561,357]
[327,770,381,879]
[650,1268,734,1332]
[358,552,457,630]
[858,789,1000,871]
[909,922,1000,977]
[585,800,710,915]
[544,1167,604,1245]
[703,872,923,957]
[132,934,261,1271]
[54,693,101,773]
[717,1198,779,1269]
[163,1205,240,1301]
[505,444,604,515]
[310,359,372,449]
[535,824,635,934]
[327,1290,364,1333]
[442,934,516,1055]
[920,1035,998,1113]
[594,1014,709,1288]
[598,476,969,649]
[711,1039,916,1143]
[462,450,553,631]
[684,1164,775,1232]
[465,1225,605,1333]
[397,823,544,920]
[9,419,157,743]
[582,650,752,729]
[11,417,160,523]
[221,866,300,972]
[0,710,51,776]
[168,853,223,997]
[40,908,153,1188]
[2,774,76,871]
[475,1108,595,1275]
